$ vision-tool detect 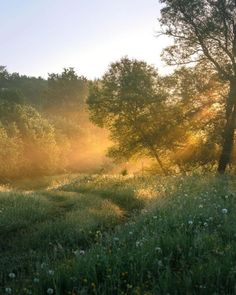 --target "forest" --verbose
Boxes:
[1,0,236,294]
